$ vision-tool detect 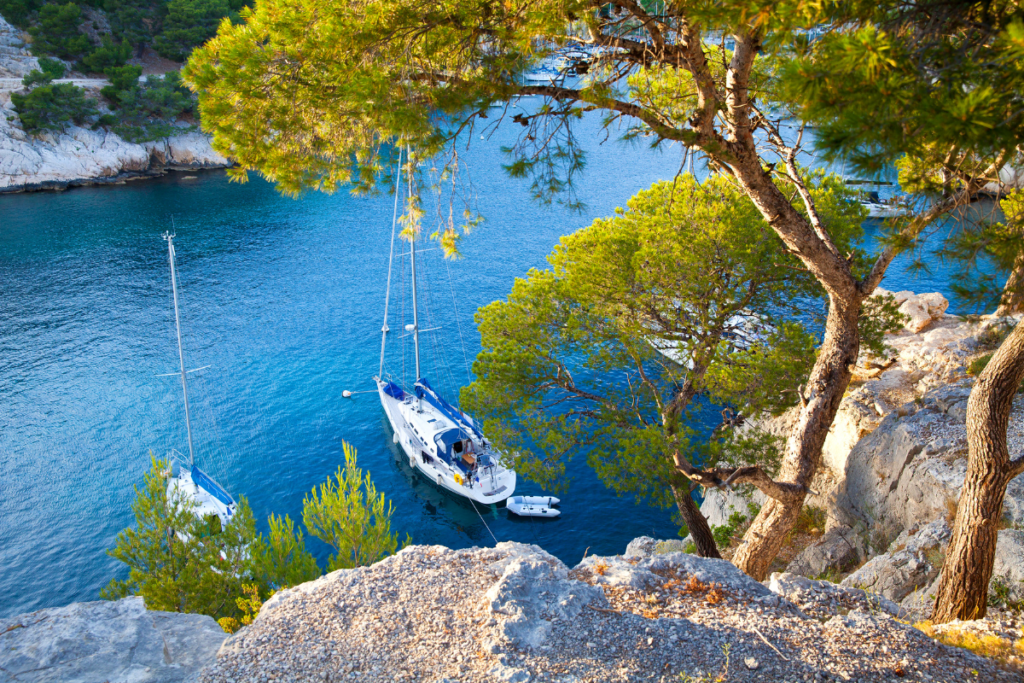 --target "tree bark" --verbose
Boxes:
[730,293,863,580]
[995,249,1024,316]
[672,485,722,559]
[932,318,1024,623]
